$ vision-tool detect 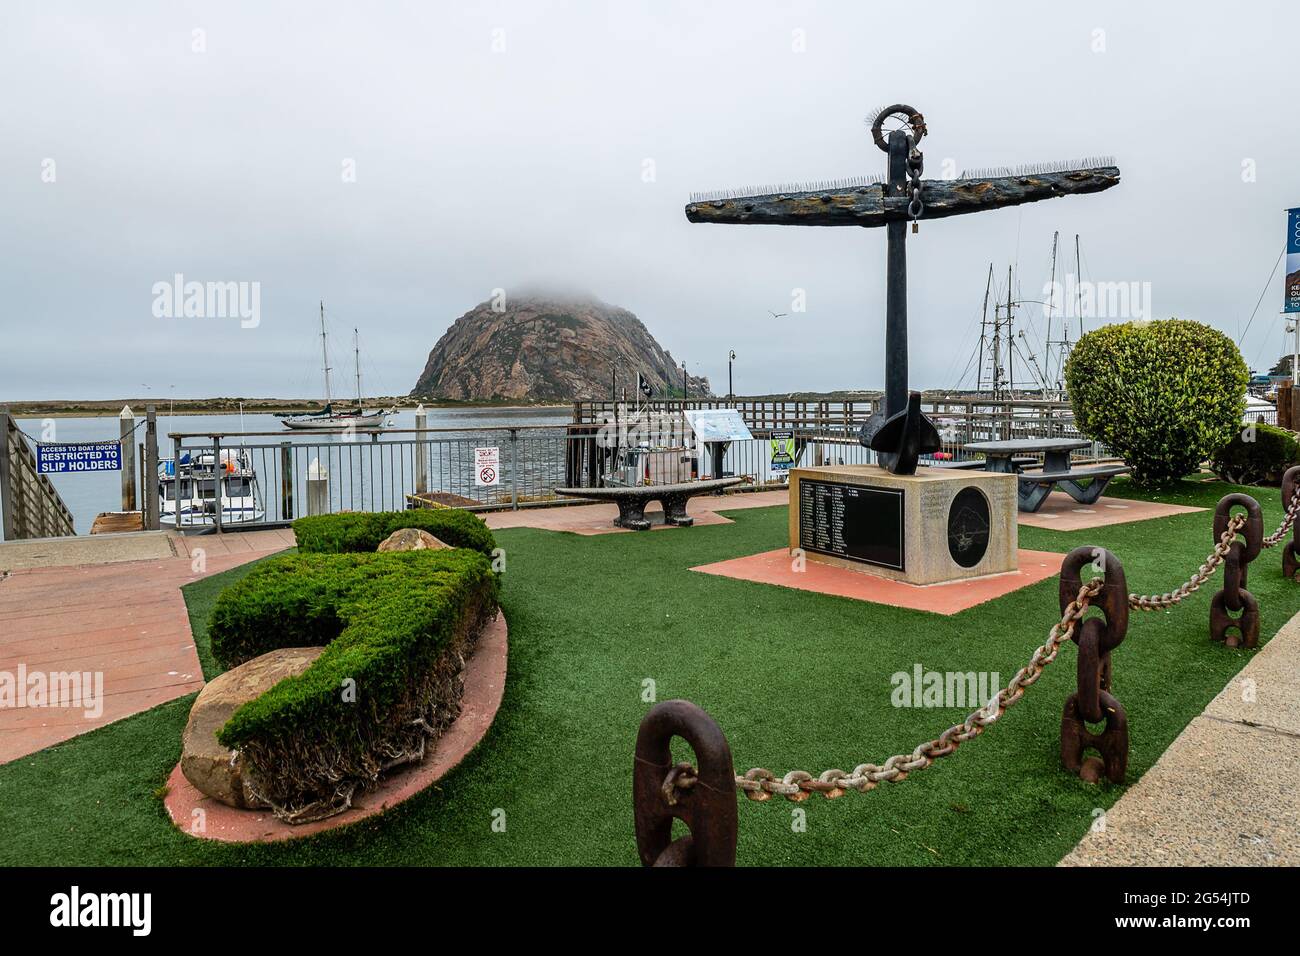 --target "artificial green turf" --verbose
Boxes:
[0,477,1293,866]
